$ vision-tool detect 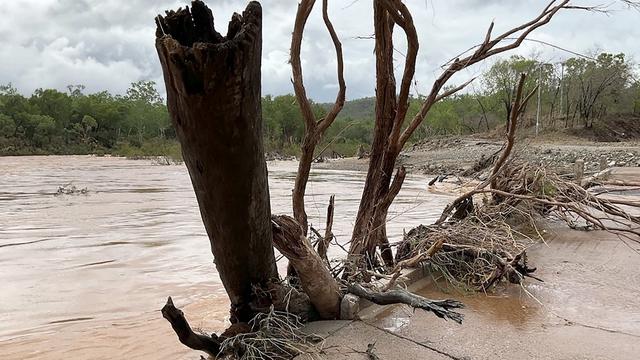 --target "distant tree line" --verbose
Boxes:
[1,52,637,157]
[0,80,174,157]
